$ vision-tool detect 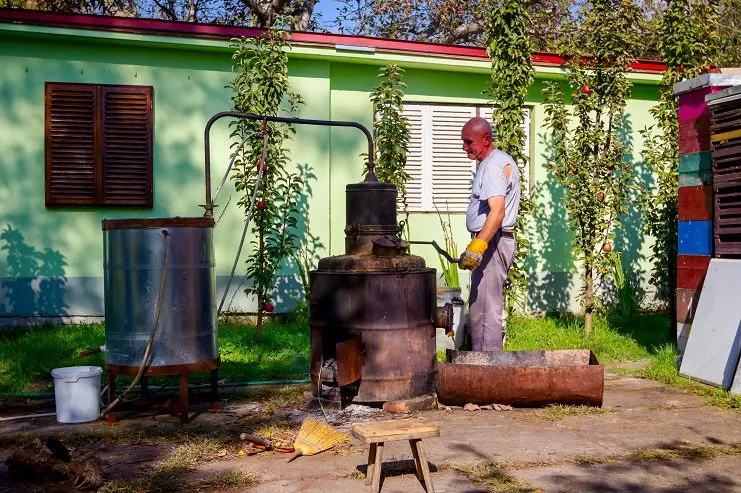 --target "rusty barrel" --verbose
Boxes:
[310,262,437,403]
[437,349,604,407]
